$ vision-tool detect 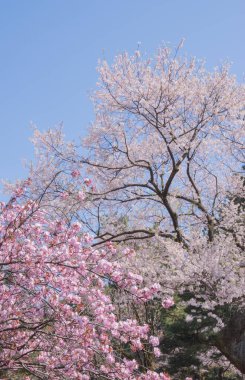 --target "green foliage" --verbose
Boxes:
[158,298,242,379]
